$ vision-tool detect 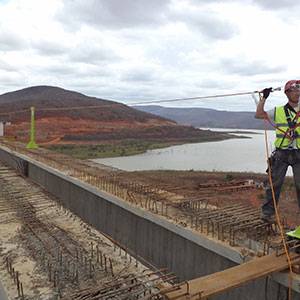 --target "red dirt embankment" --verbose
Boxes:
[1,86,232,145]
[5,116,175,144]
